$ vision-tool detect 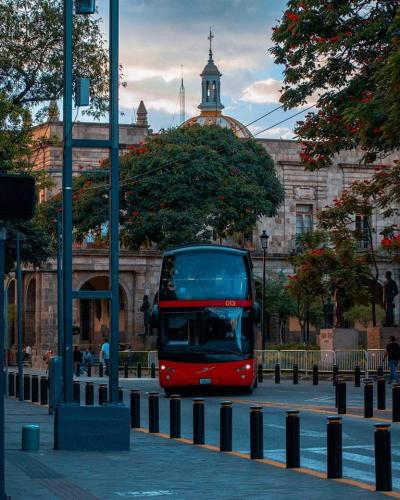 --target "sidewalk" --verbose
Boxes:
[4,398,385,499]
